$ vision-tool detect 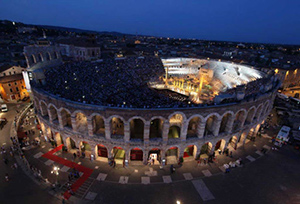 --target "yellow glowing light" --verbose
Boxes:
[275,69,279,74]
